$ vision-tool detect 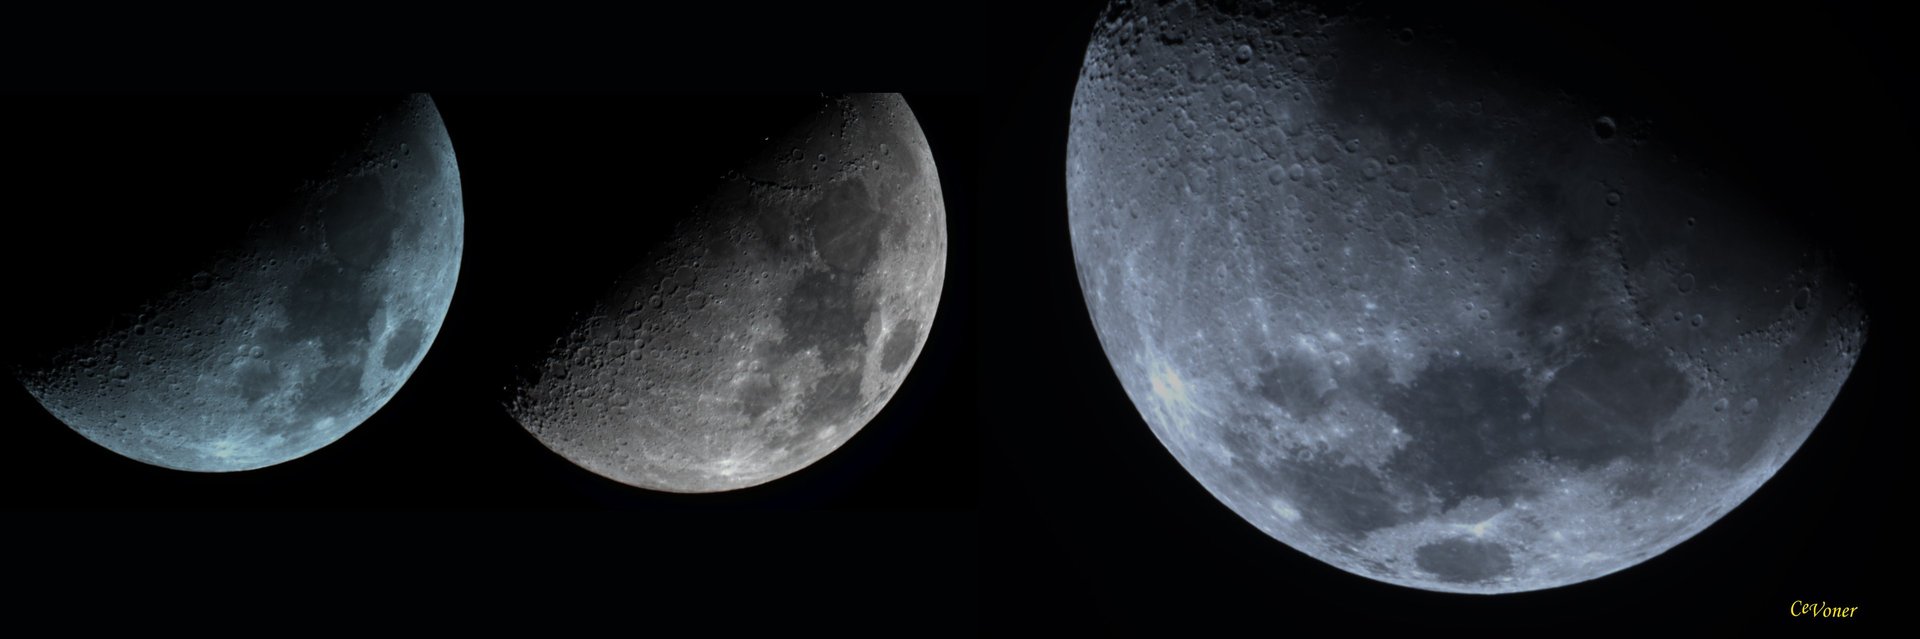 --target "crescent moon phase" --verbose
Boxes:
[16,94,465,472]
[1067,3,1865,592]
[508,93,947,493]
